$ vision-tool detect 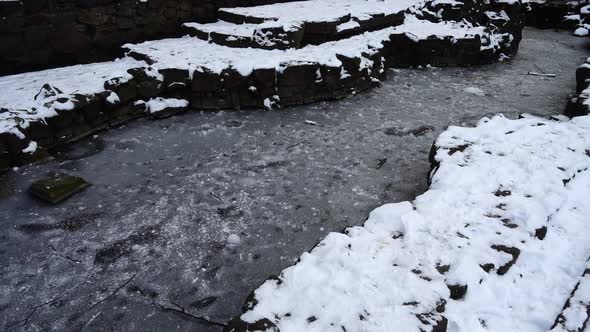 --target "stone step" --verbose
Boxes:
[183,0,409,49]
[0,0,528,173]
[182,21,260,48]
